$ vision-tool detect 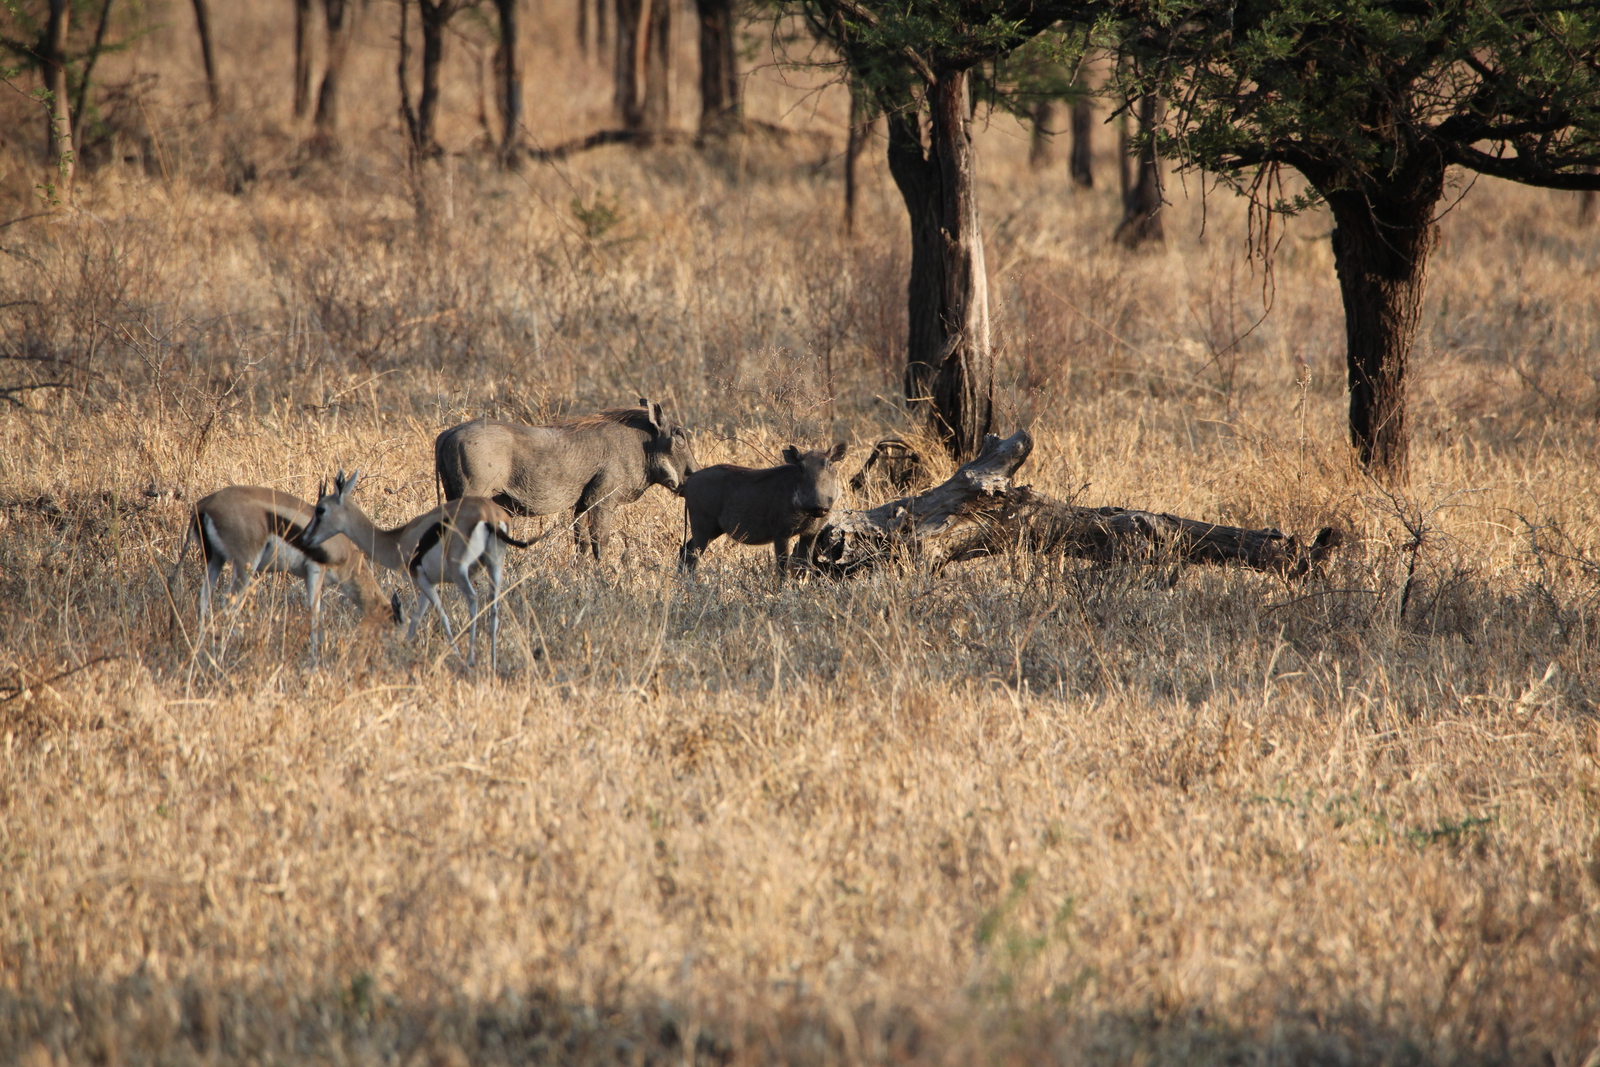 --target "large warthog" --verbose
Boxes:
[678,443,848,577]
[435,398,698,559]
